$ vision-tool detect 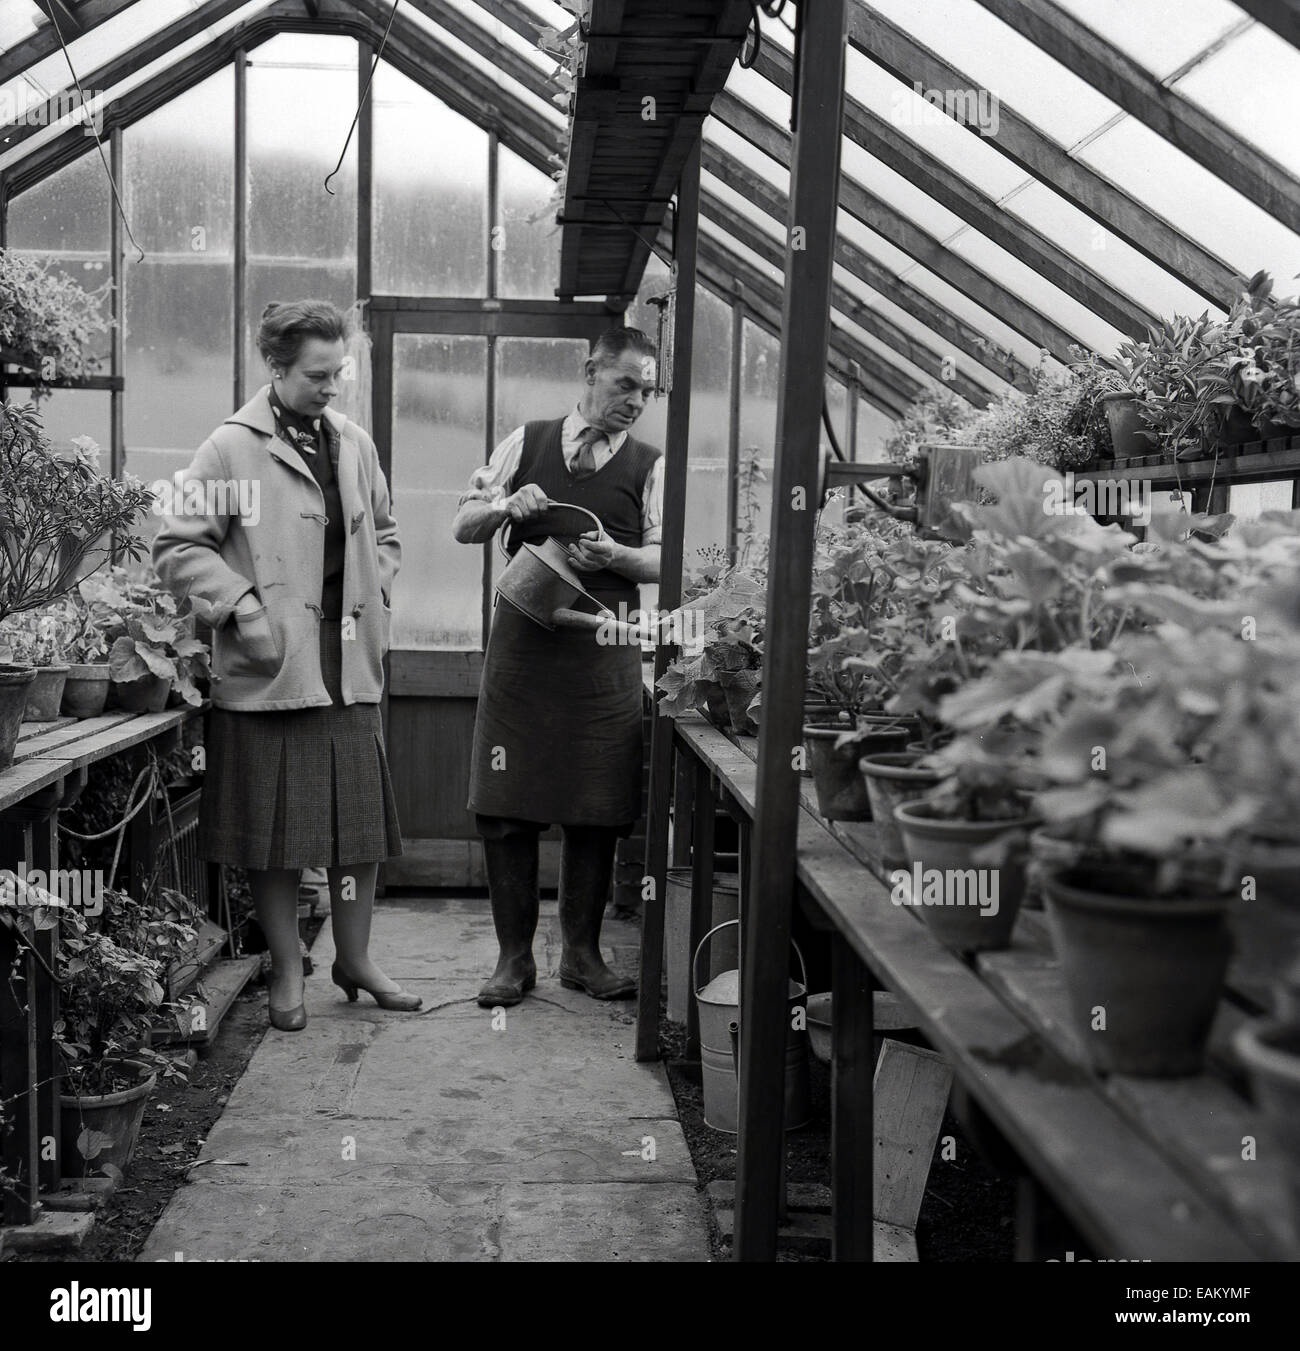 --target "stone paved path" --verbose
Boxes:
[139,896,709,1262]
